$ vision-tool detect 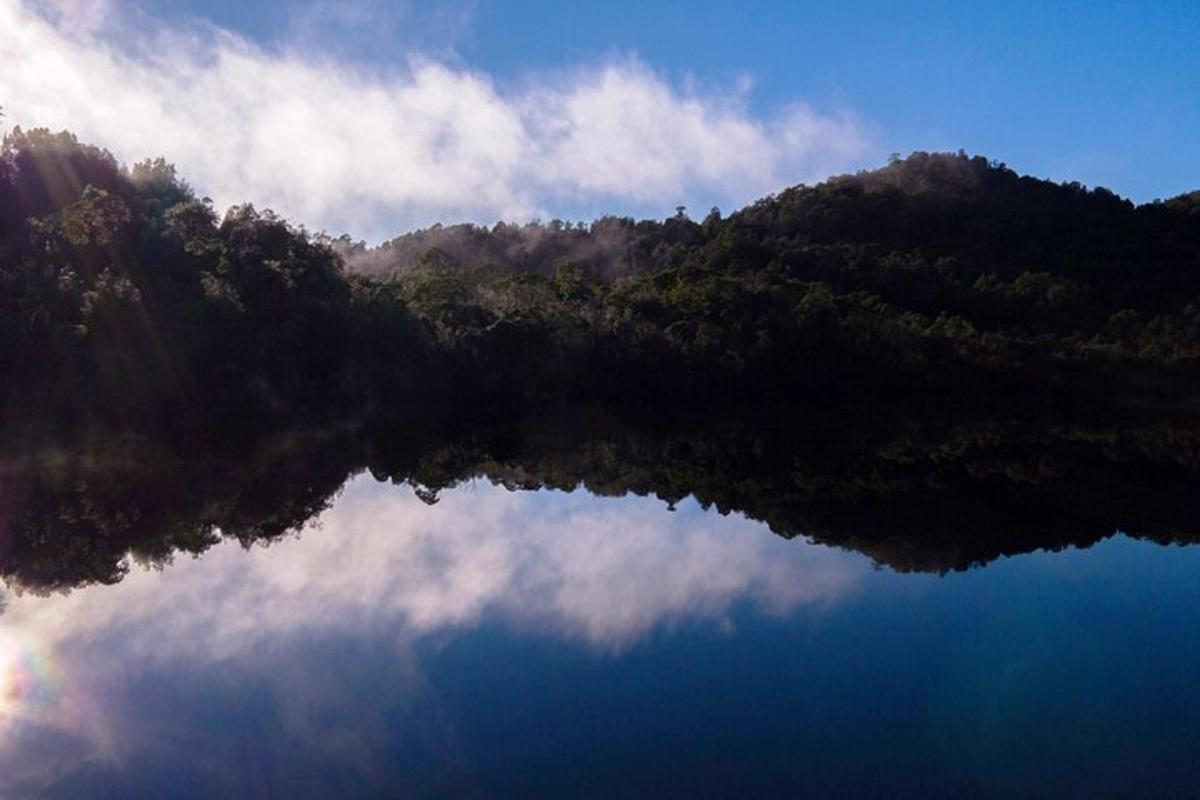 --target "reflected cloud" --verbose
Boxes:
[0,477,867,788]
